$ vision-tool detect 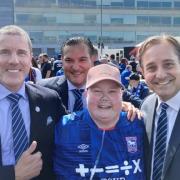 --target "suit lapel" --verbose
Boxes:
[0,137,2,166]
[144,94,158,142]
[25,84,43,144]
[163,109,180,176]
[56,78,68,110]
